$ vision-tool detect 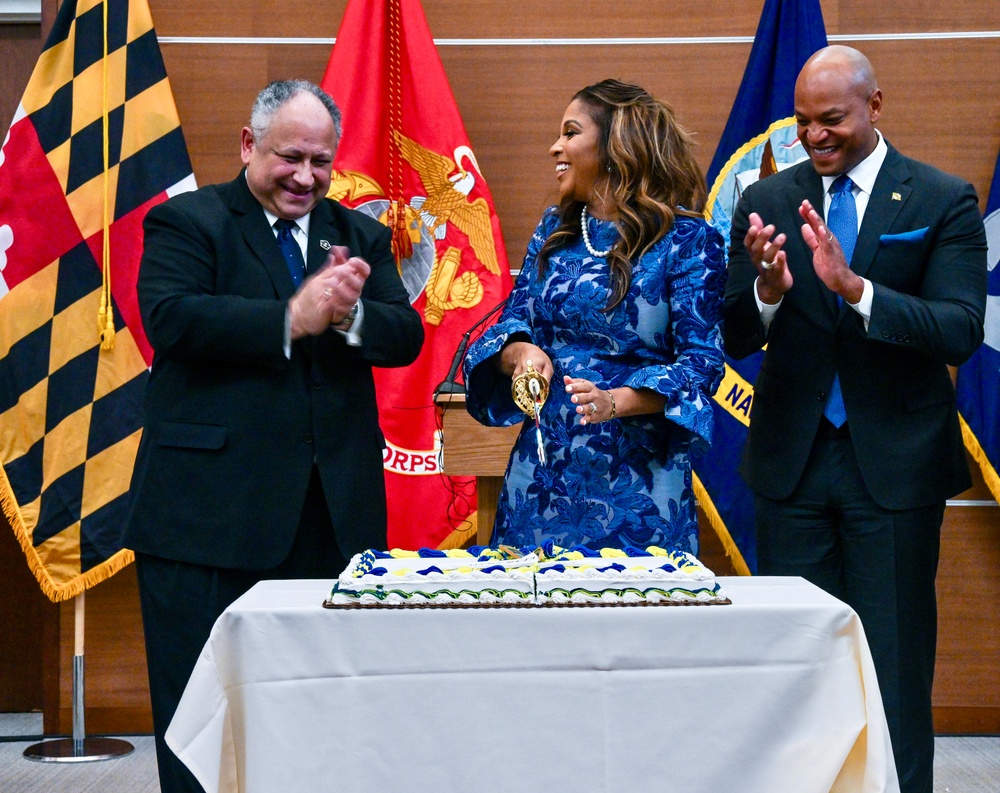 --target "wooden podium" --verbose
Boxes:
[434,392,520,545]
